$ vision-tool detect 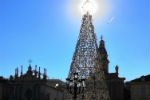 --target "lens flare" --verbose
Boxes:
[81,0,97,15]
[67,0,111,22]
